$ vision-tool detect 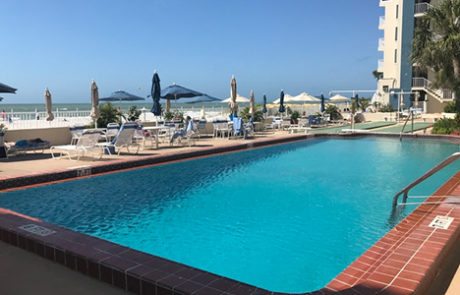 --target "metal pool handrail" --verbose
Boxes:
[399,110,414,141]
[392,152,460,209]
